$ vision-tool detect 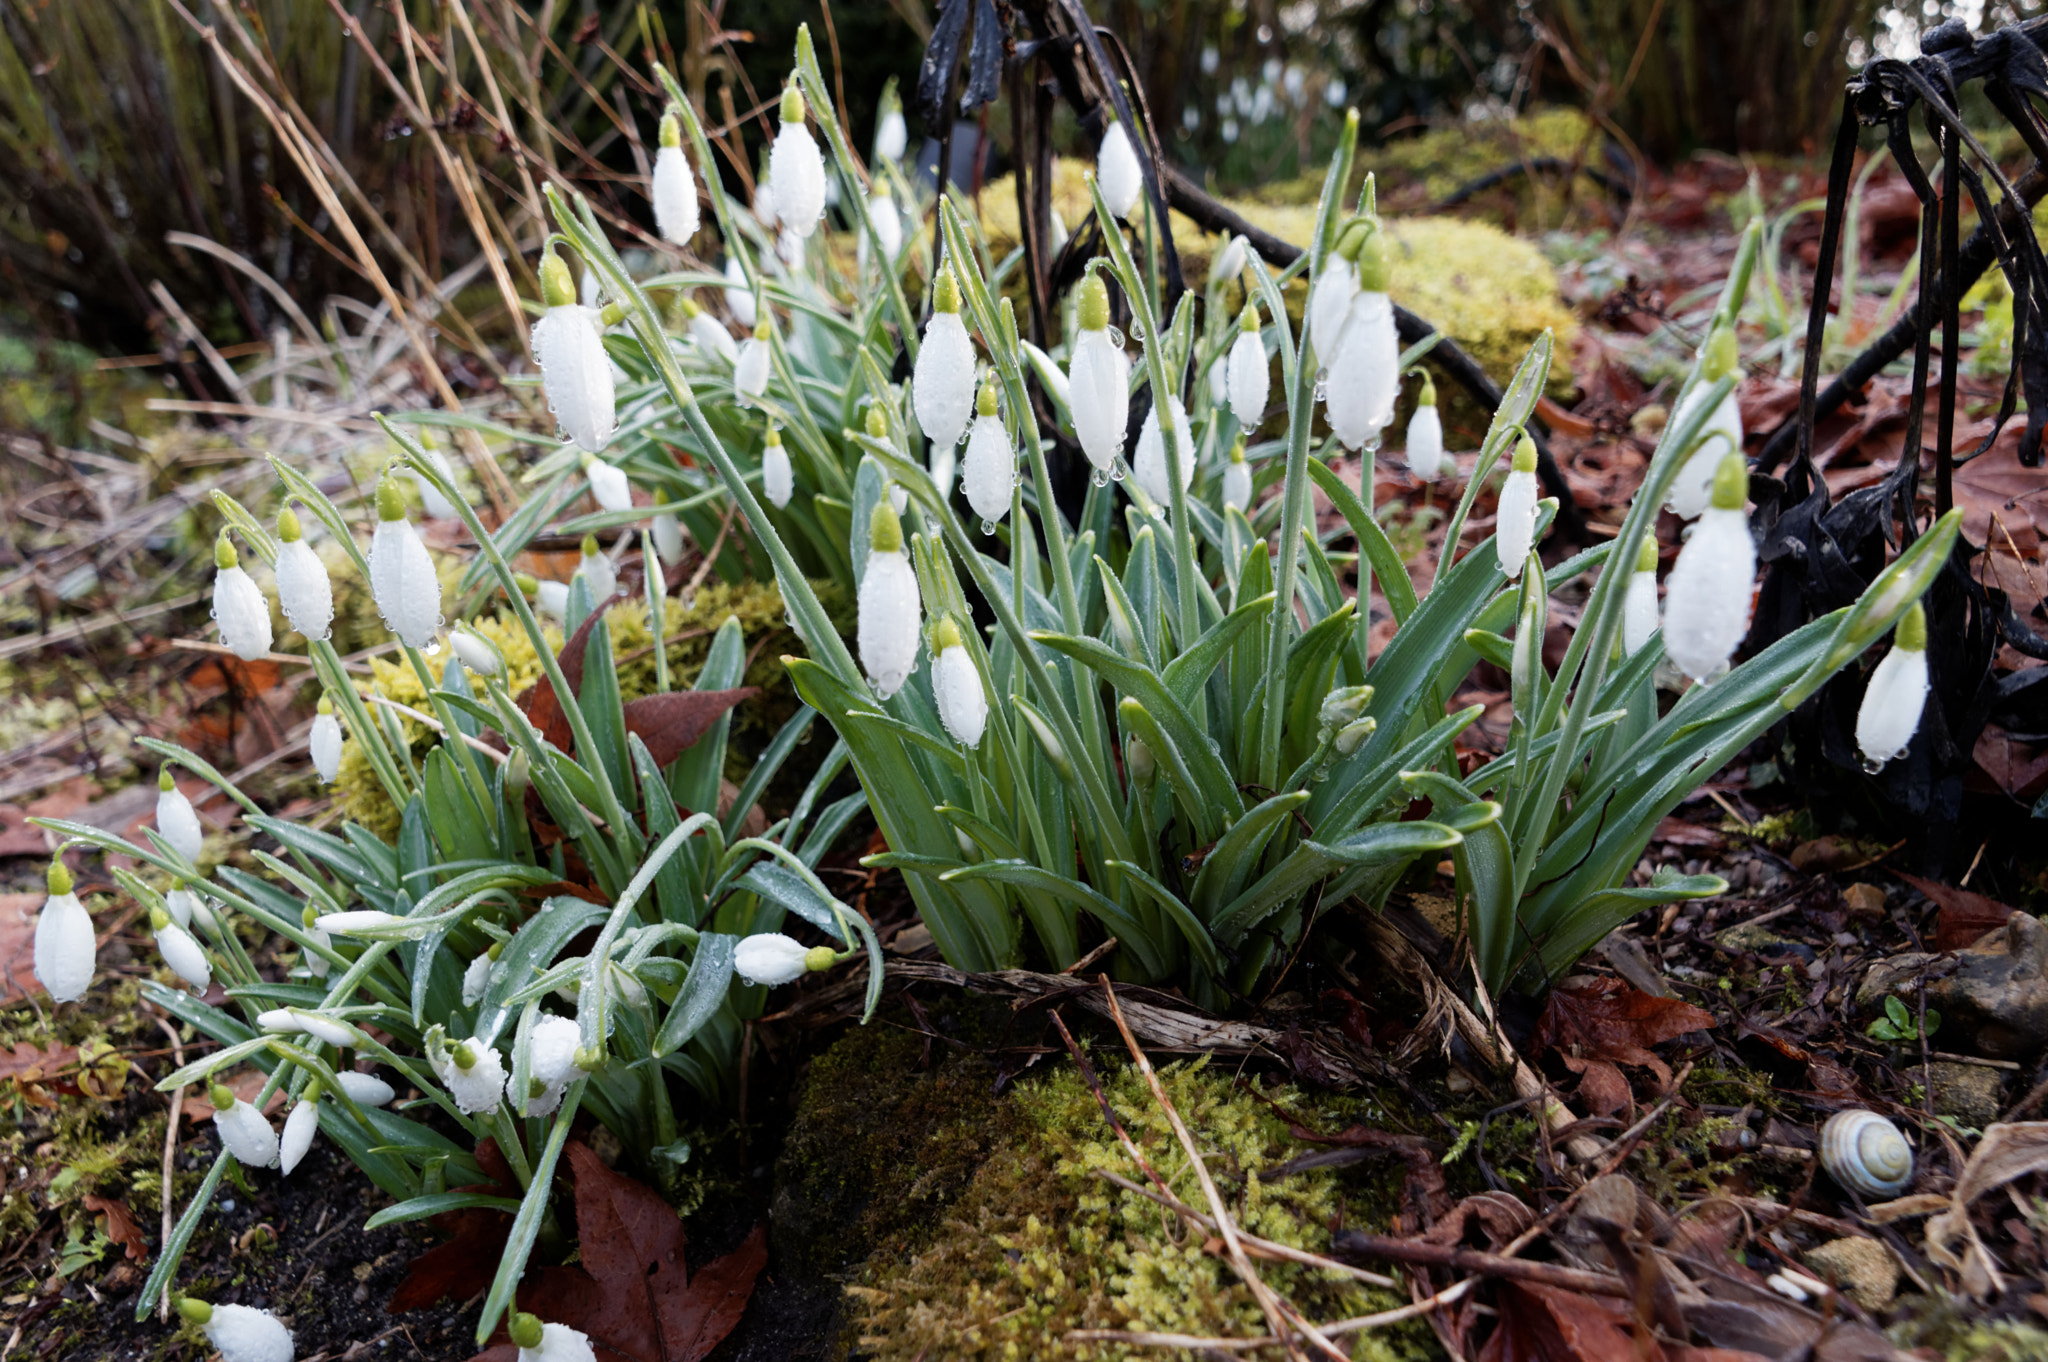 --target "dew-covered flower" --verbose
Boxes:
[334,1071,395,1108]
[519,1014,586,1118]
[681,295,737,364]
[1495,435,1540,580]
[762,425,794,509]
[256,1007,356,1049]
[576,534,616,604]
[1404,374,1445,480]
[177,1299,293,1362]
[534,579,570,620]
[929,617,986,748]
[583,453,633,515]
[1856,601,1930,768]
[210,1083,280,1167]
[1227,300,1269,430]
[449,628,503,679]
[509,1313,597,1362]
[724,257,757,329]
[768,83,826,238]
[1067,274,1130,477]
[734,933,833,987]
[1664,324,1744,520]
[33,860,92,1004]
[316,909,405,935]
[273,506,333,642]
[531,249,616,454]
[1097,118,1144,221]
[651,490,687,564]
[211,531,273,663]
[429,1033,506,1115]
[1662,451,1756,682]
[1209,234,1247,289]
[368,477,442,648]
[462,948,497,1006]
[1325,228,1398,451]
[1222,438,1252,512]
[1134,394,1194,511]
[1307,219,1366,359]
[157,768,204,866]
[858,501,921,699]
[651,110,700,244]
[153,907,211,991]
[876,100,908,161]
[279,1093,320,1175]
[1622,537,1662,655]
[914,269,976,452]
[859,192,903,270]
[962,378,1013,529]
[734,321,771,408]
